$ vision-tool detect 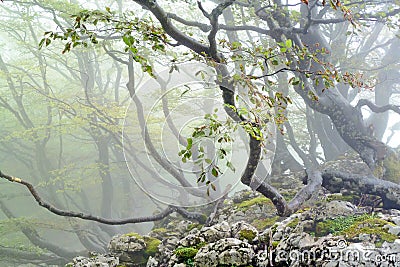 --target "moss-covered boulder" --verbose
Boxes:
[108,232,160,266]
[258,201,400,267]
